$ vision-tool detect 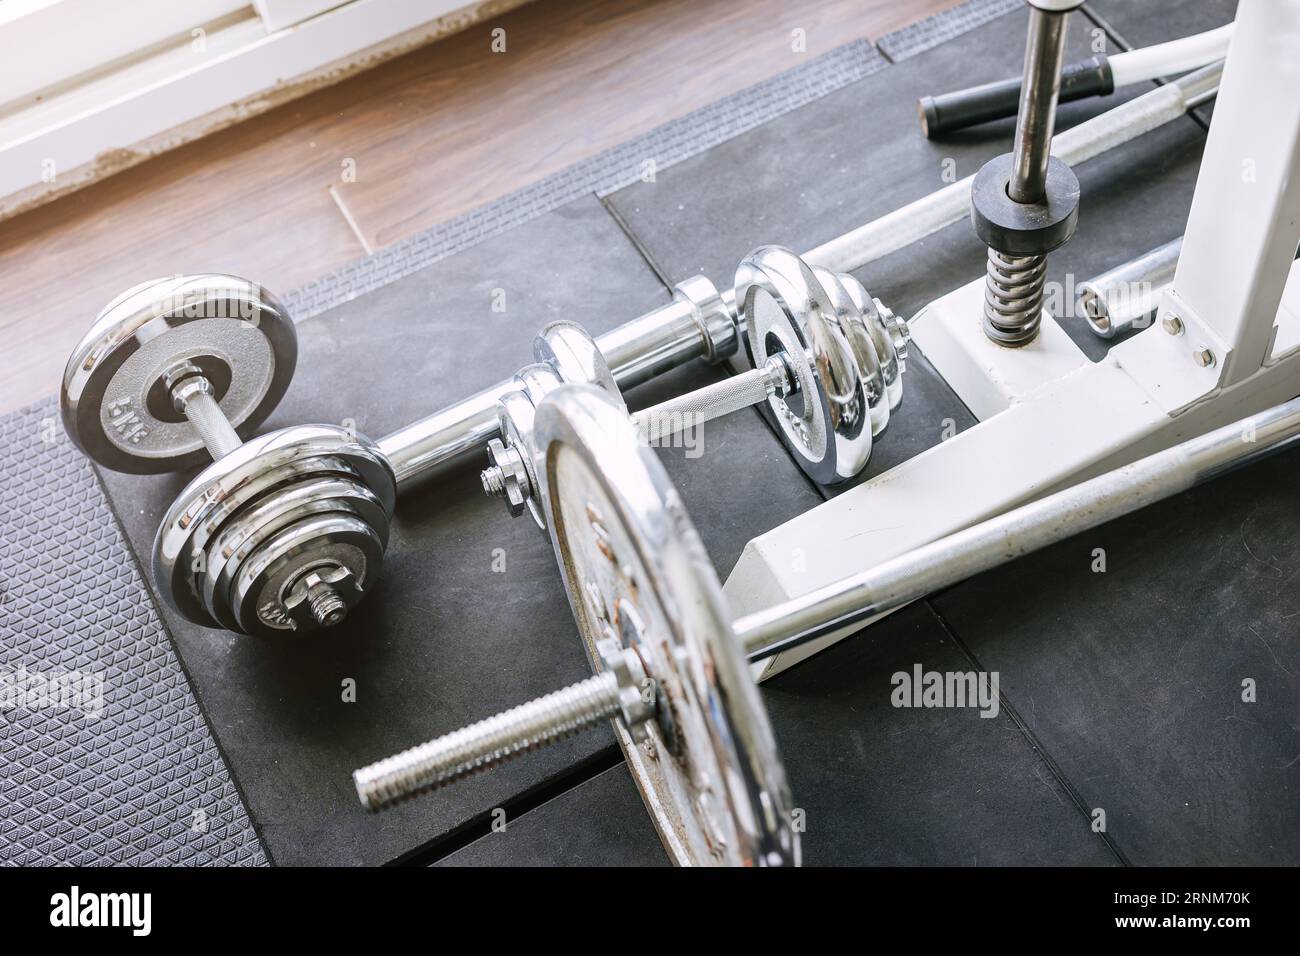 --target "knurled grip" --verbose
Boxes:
[634,360,785,445]
[176,380,243,459]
